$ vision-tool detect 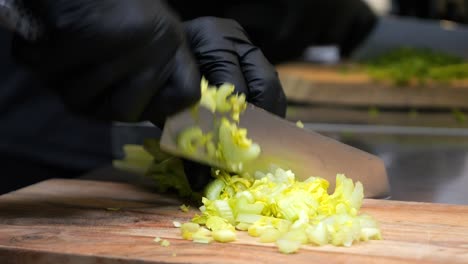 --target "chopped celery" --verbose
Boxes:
[236,213,263,224]
[259,228,282,243]
[206,216,234,231]
[306,222,328,246]
[281,228,309,244]
[360,227,382,241]
[212,229,237,242]
[177,78,258,173]
[193,237,213,244]
[235,199,265,215]
[160,240,171,247]
[180,204,190,213]
[235,222,251,231]
[177,126,204,155]
[192,238,213,244]
[213,200,235,224]
[192,227,213,244]
[200,78,217,112]
[181,222,200,240]
[112,144,153,175]
[189,168,381,251]
[218,118,261,165]
[113,78,382,253]
[248,224,274,237]
[276,239,301,254]
[215,84,235,113]
[205,179,226,201]
[229,93,247,122]
[181,222,200,232]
